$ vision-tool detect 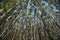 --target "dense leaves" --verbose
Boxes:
[0,0,60,40]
